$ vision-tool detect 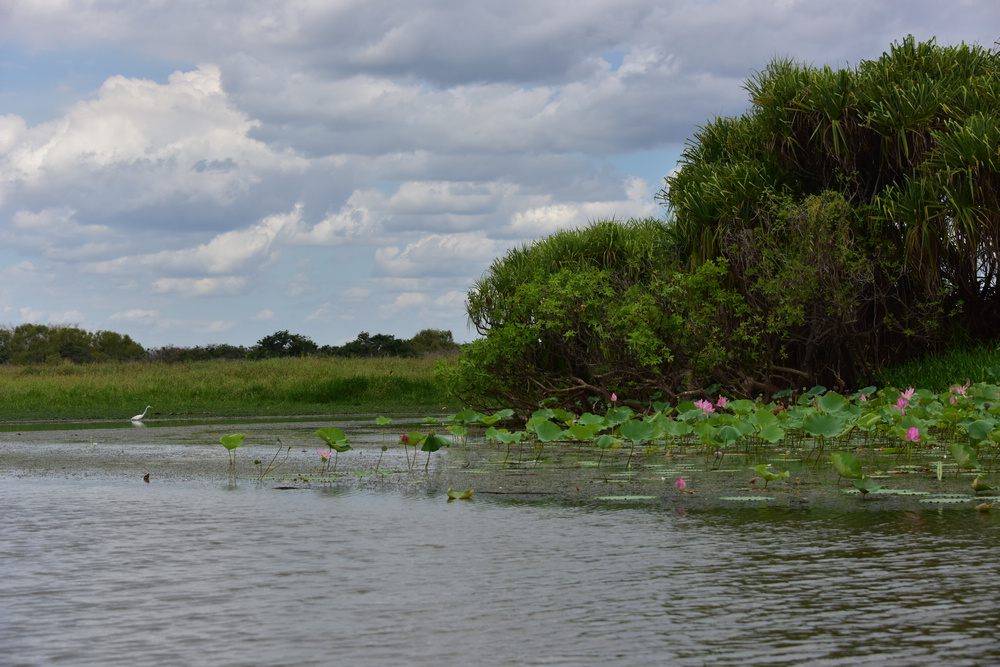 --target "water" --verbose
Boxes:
[3,475,1000,665]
